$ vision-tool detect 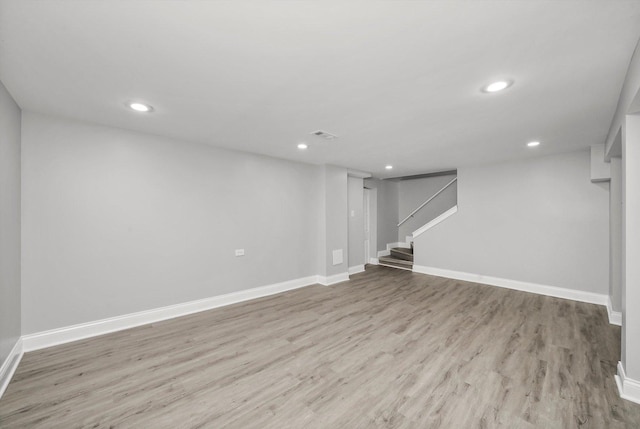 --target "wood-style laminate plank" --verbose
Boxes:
[1,265,639,428]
